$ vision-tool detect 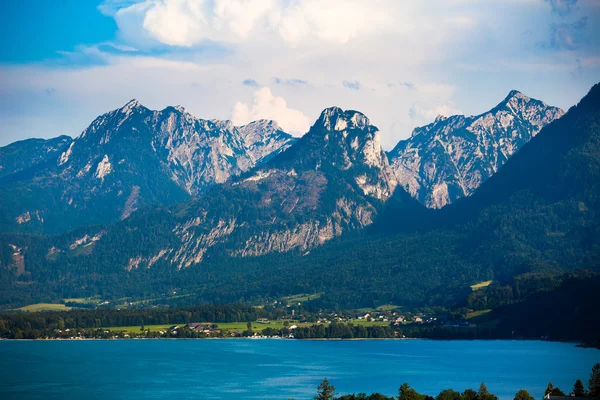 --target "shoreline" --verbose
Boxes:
[1,337,594,349]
